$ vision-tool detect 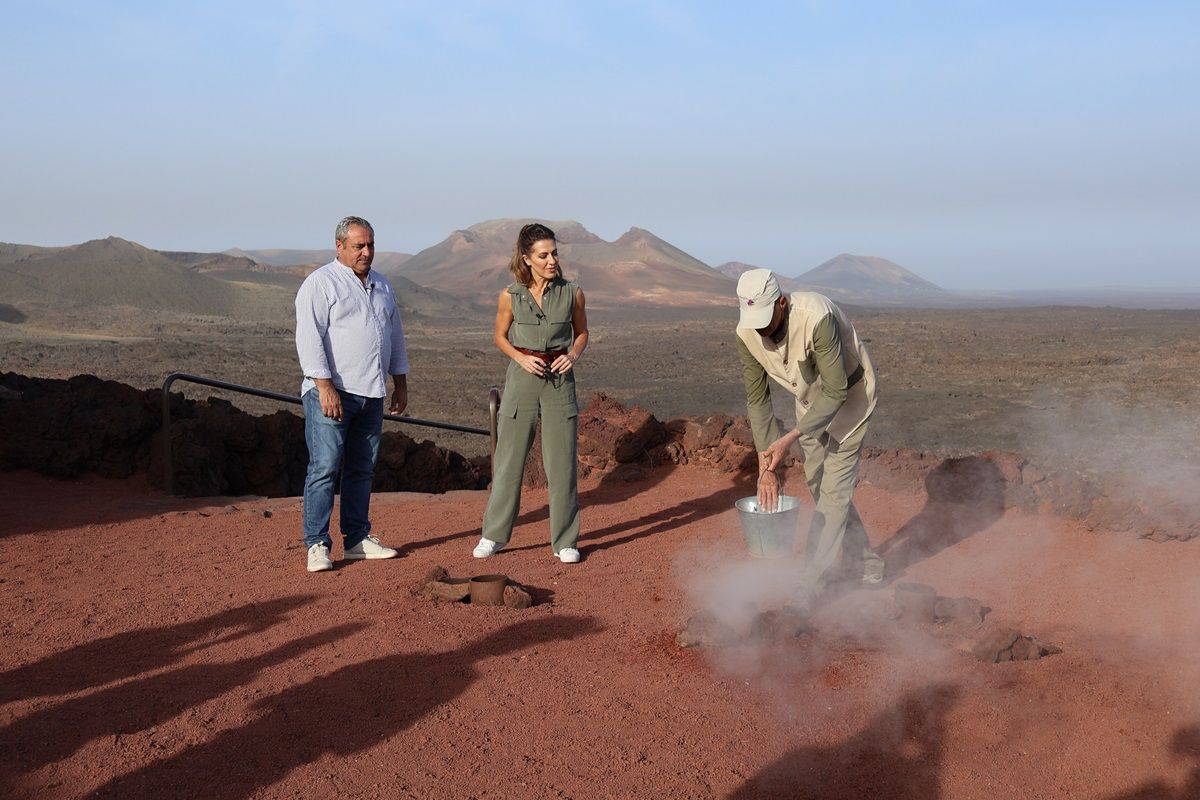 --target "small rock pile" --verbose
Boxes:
[966,627,1063,664]
[0,373,488,497]
[893,582,1062,663]
[894,583,988,625]
[414,566,534,609]
[674,582,1062,665]
[1,373,1192,541]
[523,393,758,487]
[675,607,811,648]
